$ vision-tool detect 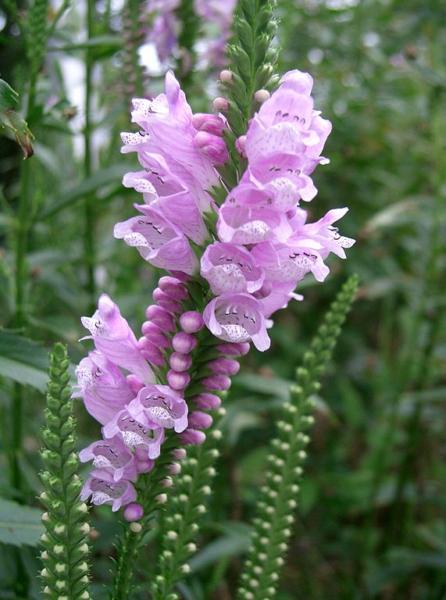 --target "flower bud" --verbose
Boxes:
[213,97,229,111]
[216,342,250,356]
[188,411,213,430]
[179,311,204,334]
[220,69,233,83]
[169,352,192,372]
[153,288,182,313]
[208,358,240,376]
[192,113,226,135]
[180,428,206,445]
[138,339,165,367]
[157,277,189,300]
[236,135,247,156]
[202,374,232,391]
[172,332,197,354]
[123,503,144,522]
[193,393,221,410]
[254,89,271,103]
[141,322,170,348]
[167,370,191,391]
[145,305,175,331]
